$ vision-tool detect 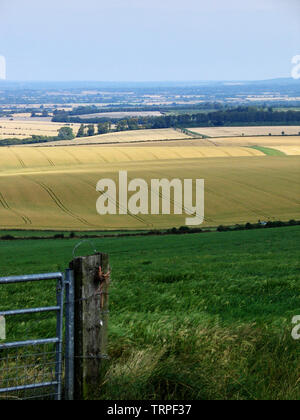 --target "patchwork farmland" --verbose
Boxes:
[1,0,300,401]
[1,84,300,401]
[0,123,299,230]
